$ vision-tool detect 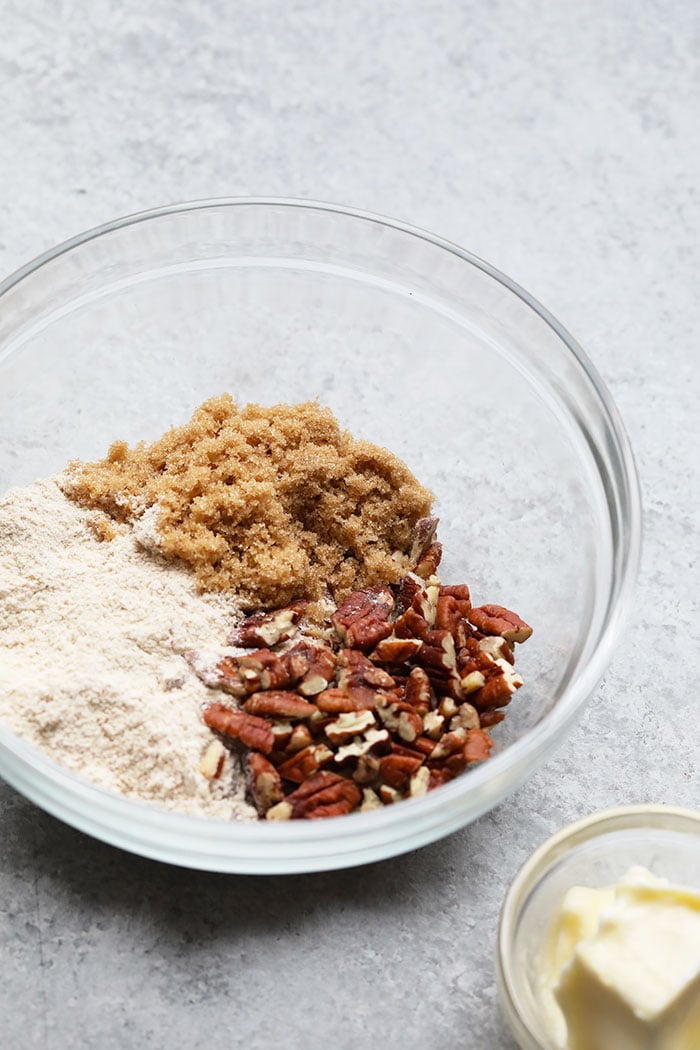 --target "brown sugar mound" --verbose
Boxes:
[63,395,433,609]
